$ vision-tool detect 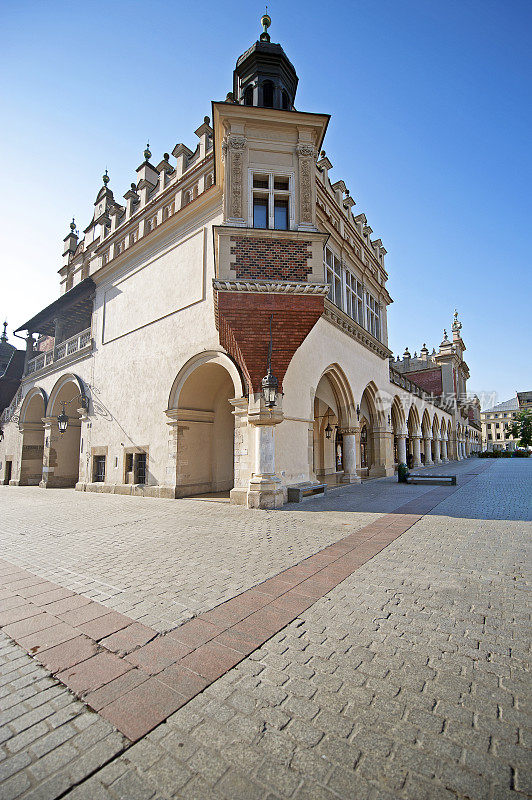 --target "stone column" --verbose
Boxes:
[441,438,448,462]
[23,332,34,372]
[340,429,361,484]
[246,395,284,509]
[412,435,422,468]
[39,418,54,489]
[396,434,407,466]
[247,422,284,509]
[433,437,441,464]
[424,436,433,466]
[369,426,395,477]
[75,406,91,491]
